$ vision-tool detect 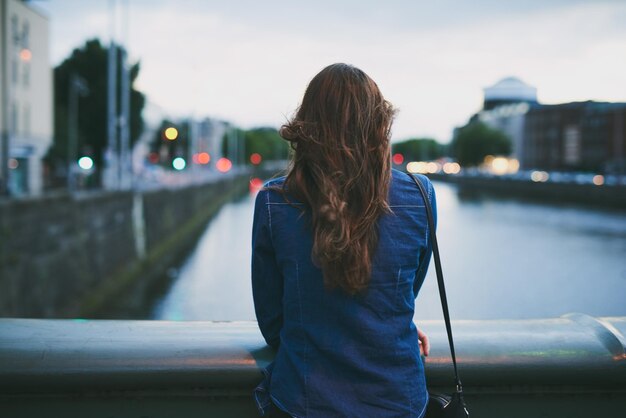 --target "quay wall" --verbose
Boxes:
[427,173,626,209]
[0,175,251,318]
